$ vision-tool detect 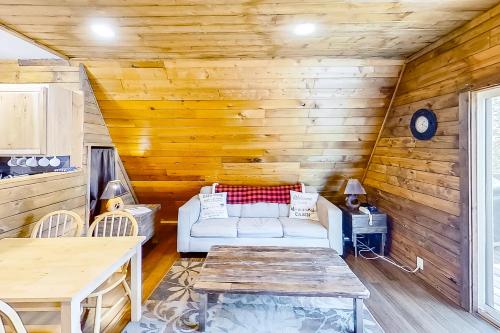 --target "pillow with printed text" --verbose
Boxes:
[288,190,319,221]
[199,192,229,219]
